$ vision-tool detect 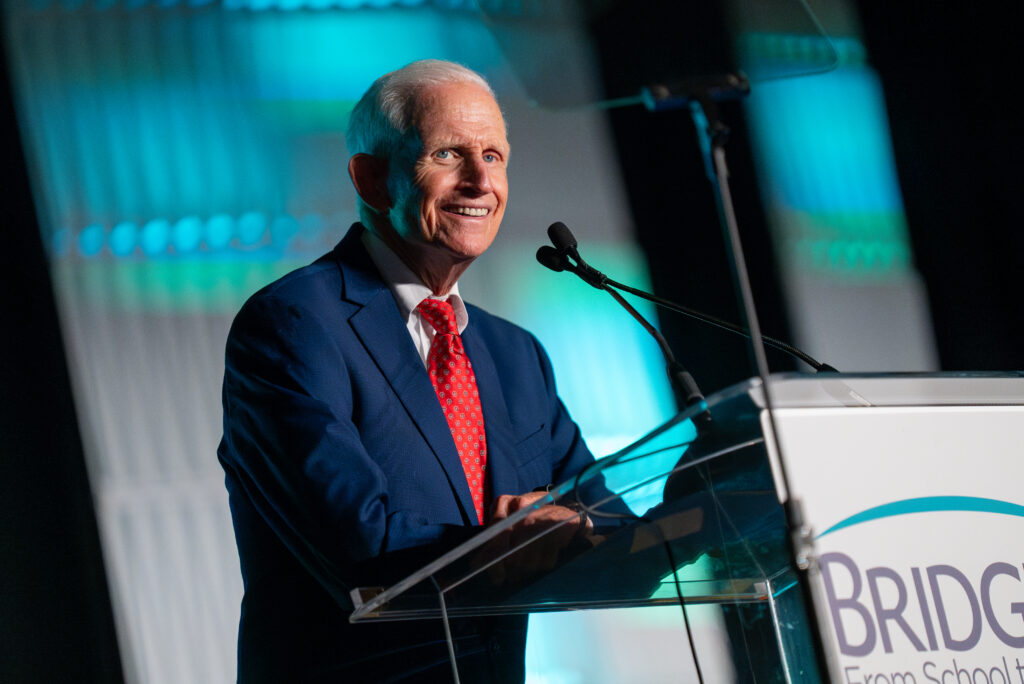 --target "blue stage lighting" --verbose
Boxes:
[205,214,234,250]
[141,218,172,256]
[270,214,299,247]
[52,228,72,257]
[110,221,138,256]
[172,216,203,253]
[80,224,106,257]
[237,211,267,247]
[298,213,326,245]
